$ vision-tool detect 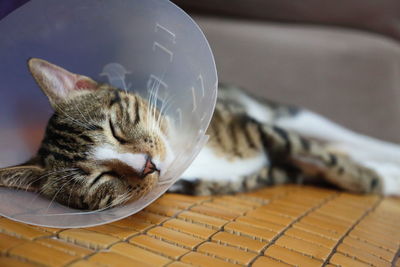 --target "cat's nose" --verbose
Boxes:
[142,157,158,177]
